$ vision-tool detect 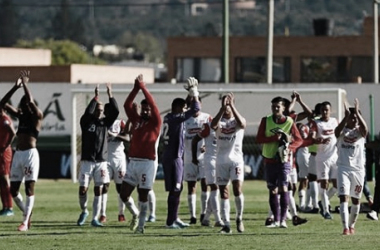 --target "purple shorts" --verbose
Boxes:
[162,157,184,192]
[265,161,291,190]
